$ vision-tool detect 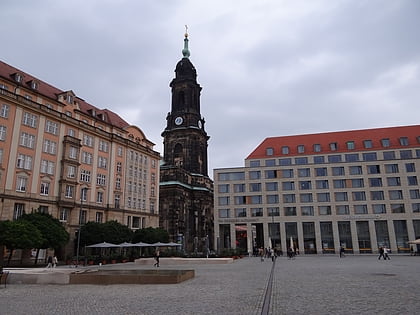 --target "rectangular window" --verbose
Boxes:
[329,142,338,151]
[16,176,27,192]
[43,139,57,155]
[354,205,368,214]
[412,203,420,213]
[251,208,263,217]
[265,159,275,166]
[82,151,93,164]
[67,165,76,178]
[80,170,91,183]
[65,185,74,198]
[219,209,230,218]
[391,204,405,213]
[96,174,106,186]
[299,181,311,190]
[400,150,412,159]
[266,194,279,204]
[300,193,313,202]
[250,195,262,204]
[319,206,331,215]
[328,155,342,163]
[282,169,294,178]
[385,164,399,173]
[20,132,35,148]
[284,207,297,216]
[352,191,366,201]
[283,194,296,203]
[349,166,362,175]
[268,207,280,216]
[335,192,348,201]
[345,154,359,162]
[317,193,330,202]
[0,125,6,141]
[13,203,25,220]
[333,179,346,189]
[98,156,108,169]
[405,163,416,172]
[351,178,364,188]
[367,165,380,174]
[279,158,292,166]
[381,138,390,147]
[346,141,355,150]
[218,197,229,206]
[281,146,289,154]
[410,189,420,199]
[336,205,349,215]
[387,177,401,186]
[372,204,386,214]
[265,182,278,191]
[383,151,396,160]
[40,160,54,175]
[98,140,109,152]
[295,157,308,165]
[369,178,382,187]
[363,140,373,148]
[22,112,37,128]
[234,196,246,205]
[332,167,345,176]
[218,184,230,193]
[316,180,329,189]
[301,206,314,216]
[83,134,94,147]
[264,170,277,179]
[297,145,305,153]
[399,137,409,146]
[69,146,78,159]
[389,190,403,200]
[363,153,377,161]
[250,160,260,167]
[97,191,104,203]
[315,167,327,176]
[371,191,384,200]
[249,183,261,192]
[249,171,261,180]
[313,156,325,164]
[59,208,69,222]
[17,154,33,170]
[282,181,295,190]
[233,184,245,193]
[408,176,418,185]
[313,144,321,152]
[235,208,247,217]
[0,104,9,118]
[298,168,310,177]
[95,212,103,223]
[45,120,59,135]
